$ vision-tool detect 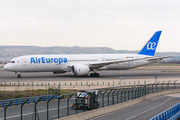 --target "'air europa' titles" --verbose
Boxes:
[30,57,67,64]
